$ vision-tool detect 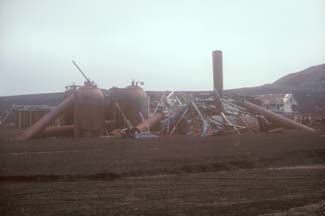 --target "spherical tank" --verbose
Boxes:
[106,85,147,128]
[75,85,105,136]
